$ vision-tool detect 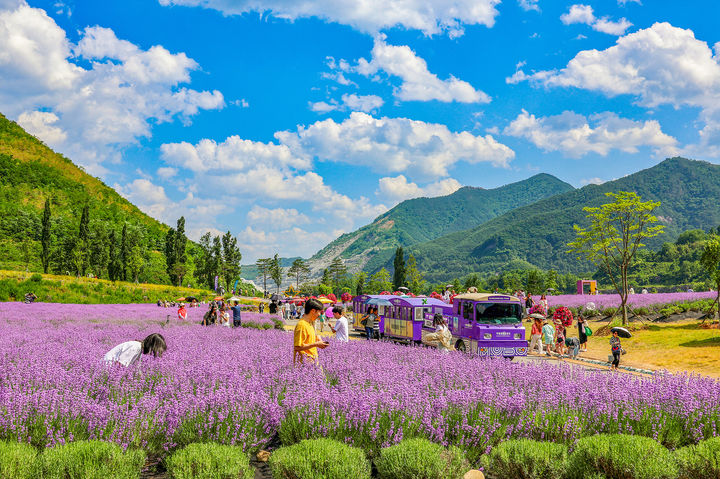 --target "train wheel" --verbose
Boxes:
[455,340,466,353]
[504,356,514,361]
